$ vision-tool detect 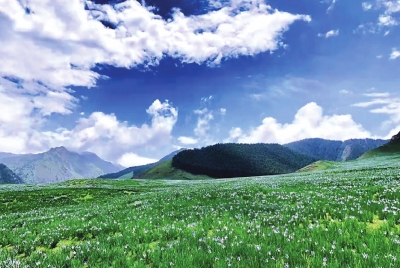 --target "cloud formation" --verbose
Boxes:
[390,49,400,59]
[0,0,311,161]
[353,92,400,138]
[318,29,339,38]
[117,153,158,168]
[227,102,372,144]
